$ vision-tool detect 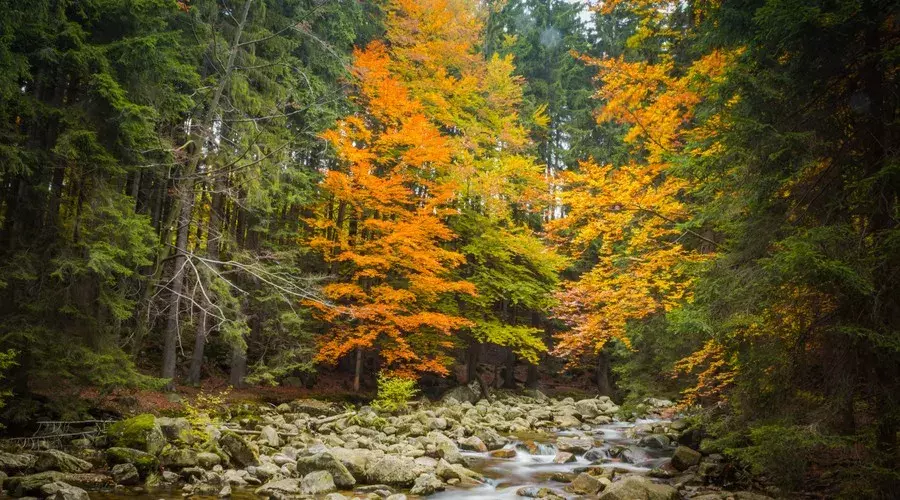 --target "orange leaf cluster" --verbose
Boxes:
[551,43,731,362]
